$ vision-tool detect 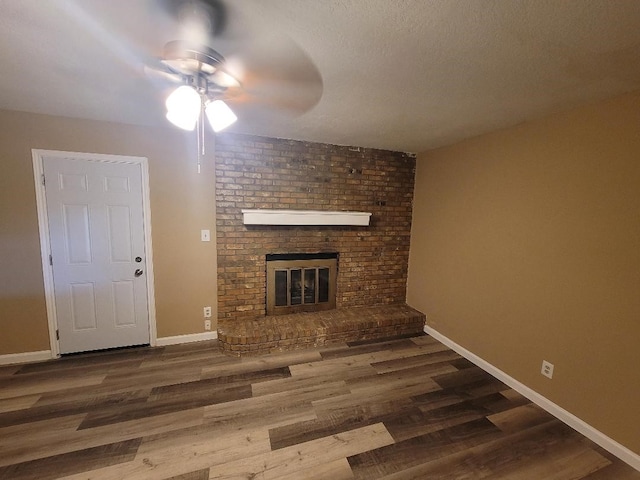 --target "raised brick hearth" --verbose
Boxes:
[217,304,426,356]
